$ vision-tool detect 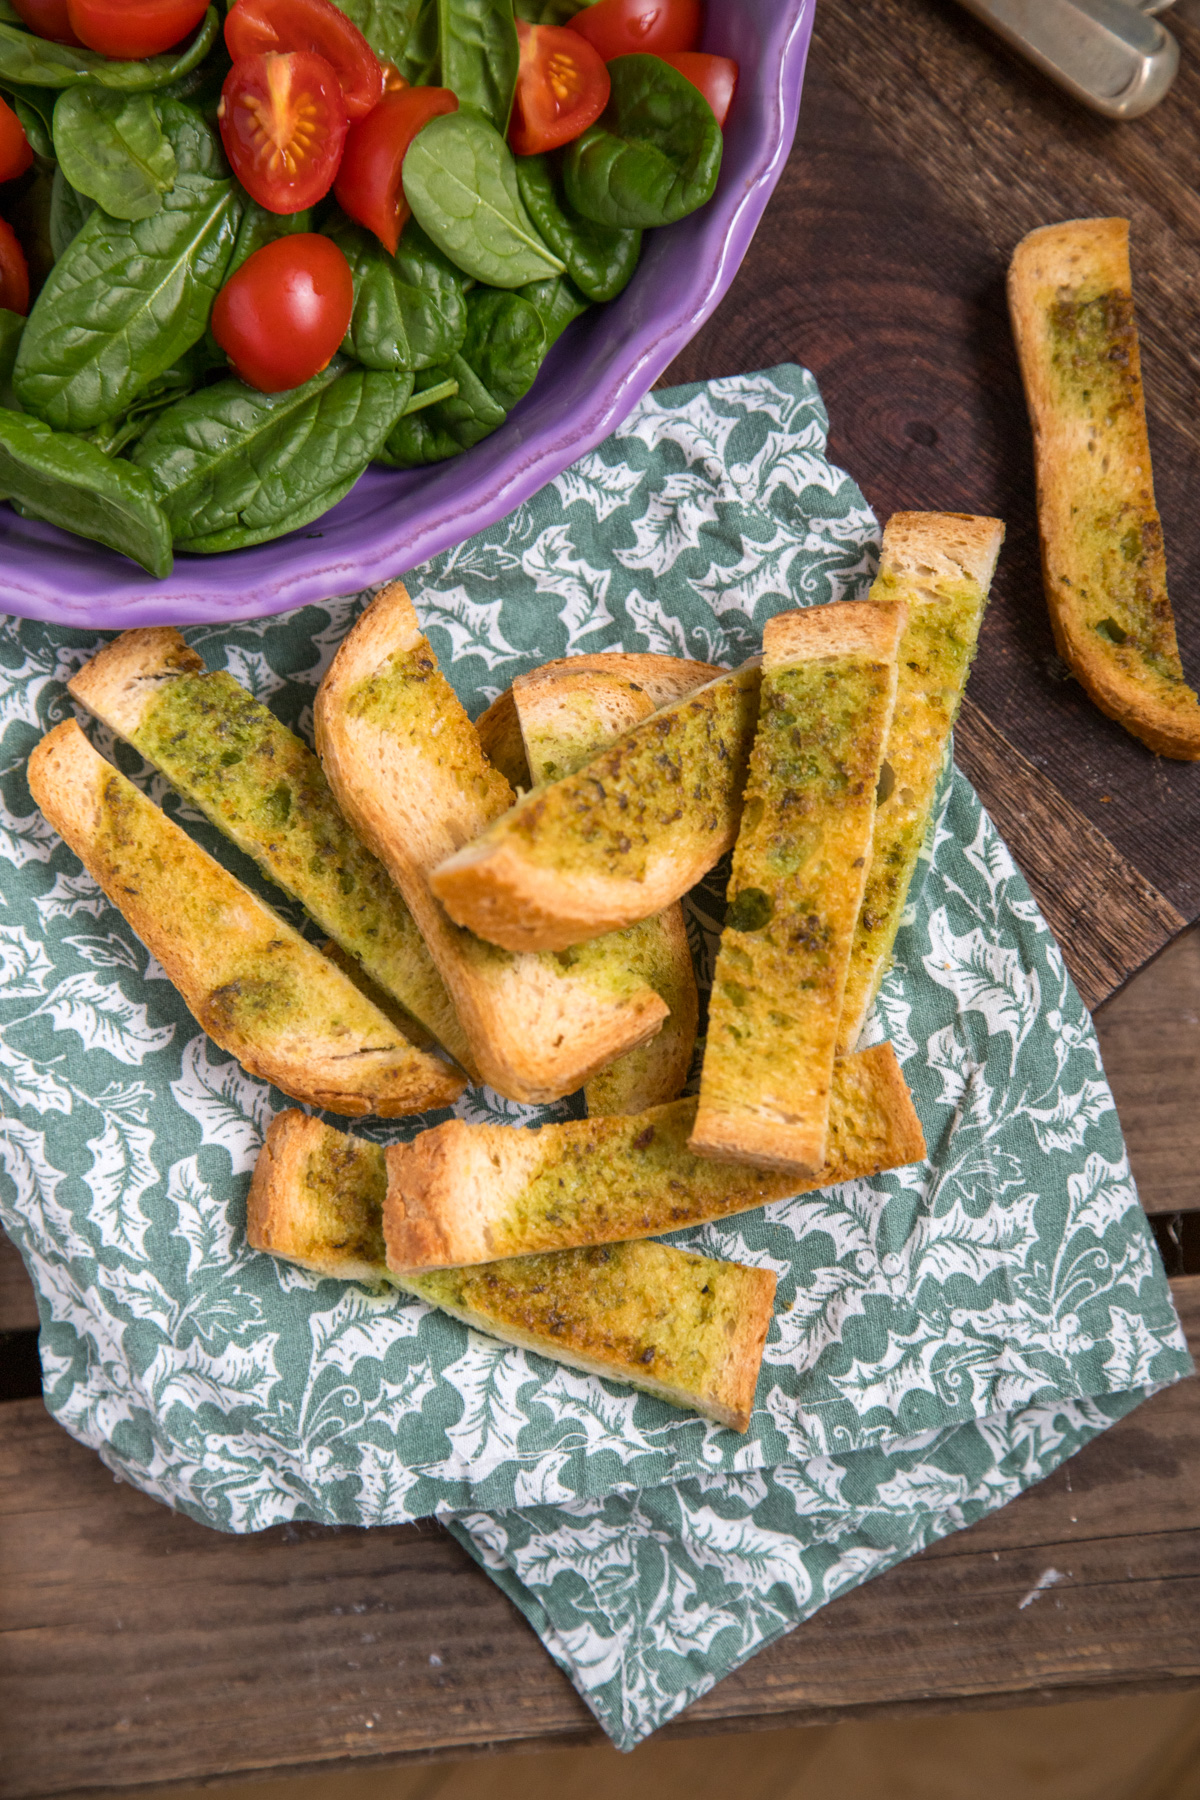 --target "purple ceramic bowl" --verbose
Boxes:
[1,0,813,628]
